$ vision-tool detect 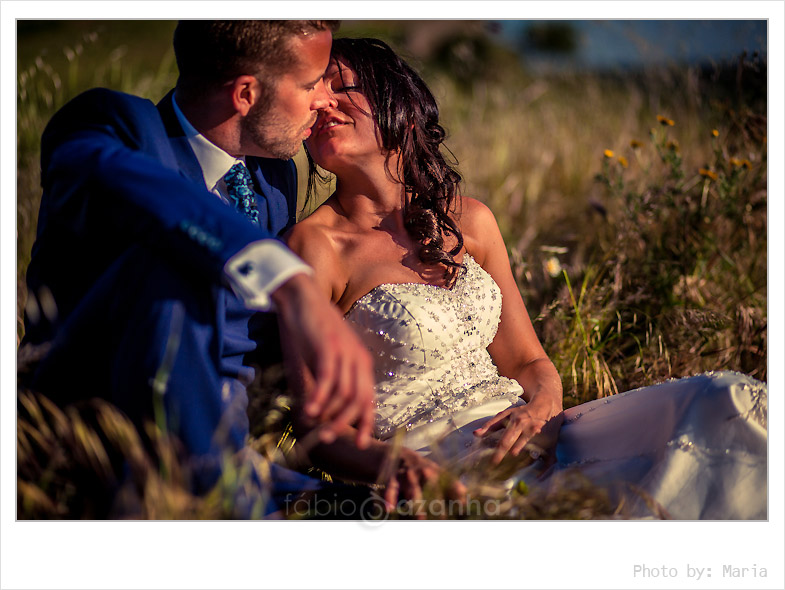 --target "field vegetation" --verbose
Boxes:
[16,21,767,519]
